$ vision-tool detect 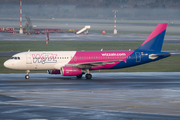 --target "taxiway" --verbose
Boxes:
[0,72,180,120]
